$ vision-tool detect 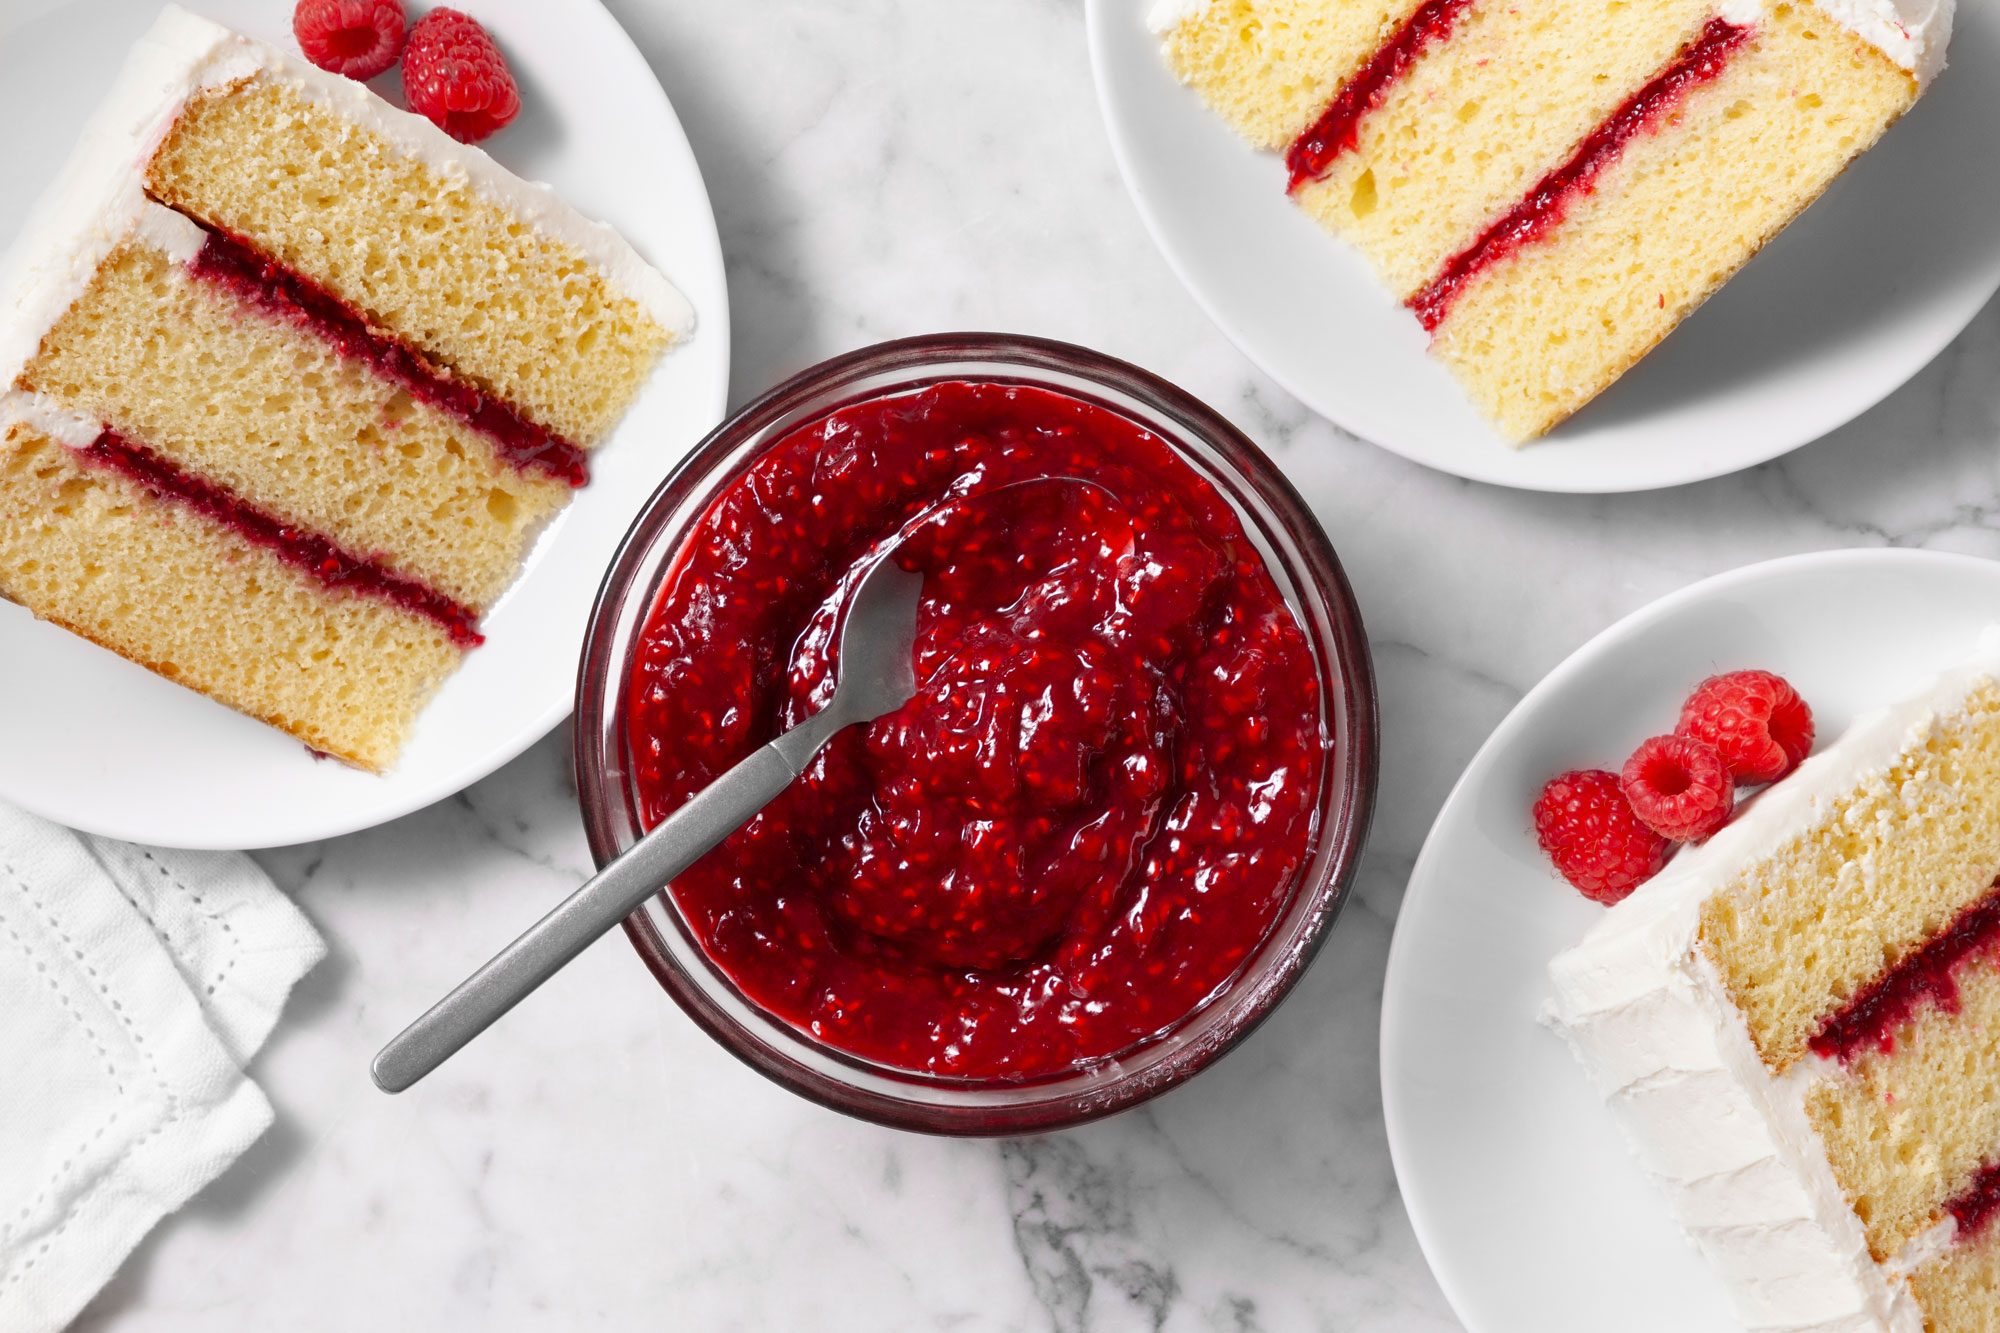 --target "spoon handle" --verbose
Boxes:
[372,738,808,1093]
